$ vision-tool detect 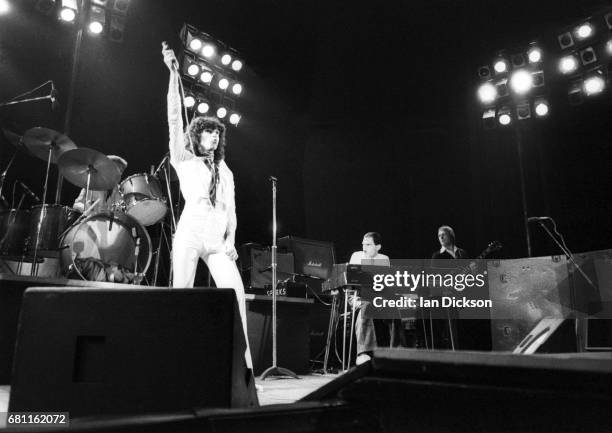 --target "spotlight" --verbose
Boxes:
[216,107,227,118]
[497,107,512,126]
[559,55,579,75]
[558,31,574,50]
[532,70,545,87]
[184,95,195,108]
[221,54,232,65]
[231,59,243,72]
[89,21,103,34]
[231,83,242,96]
[189,38,203,51]
[202,43,215,58]
[482,108,496,129]
[0,0,10,15]
[511,54,525,68]
[516,102,531,120]
[218,78,229,90]
[109,14,126,43]
[495,78,509,97]
[534,99,549,117]
[112,0,129,14]
[200,70,213,84]
[197,102,209,114]
[478,65,491,80]
[477,82,497,104]
[88,5,105,34]
[59,0,78,22]
[187,64,200,77]
[527,47,542,63]
[607,39,612,55]
[229,113,241,125]
[35,0,56,15]
[59,8,76,22]
[575,23,594,40]
[580,47,597,65]
[583,74,605,96]
[493,58,509,74]
[509,69,533,95]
